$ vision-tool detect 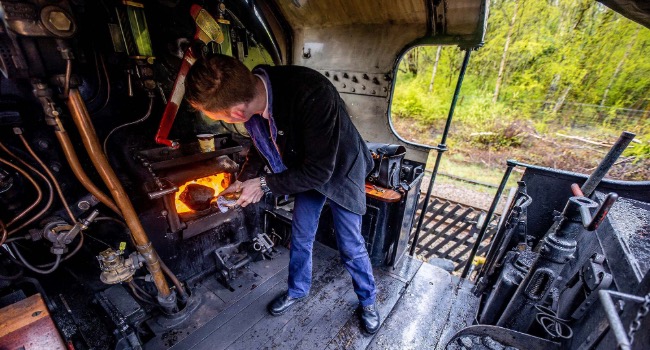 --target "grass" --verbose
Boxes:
[393,108,649,182]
